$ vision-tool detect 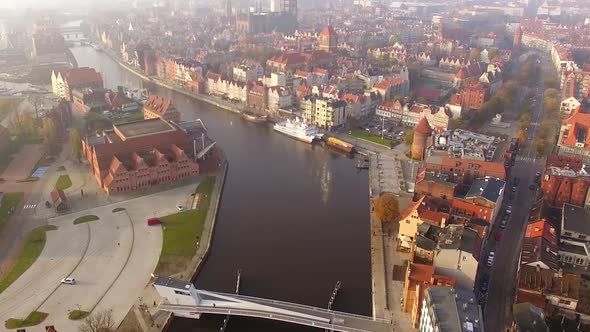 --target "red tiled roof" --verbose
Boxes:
[374,77,405,90]
[64,67,102,88]
[50,188,67,204]
[320,25,337,37]
[414,117,433,135]
[400,196,426,220]
[144,95,175,116]
[525,220,557,244]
